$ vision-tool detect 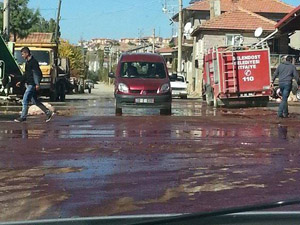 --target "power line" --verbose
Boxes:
[162,0,179,36]
[38,8,57,10]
